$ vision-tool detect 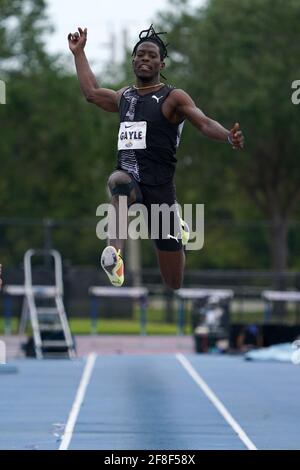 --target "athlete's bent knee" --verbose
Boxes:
[107,171,142,206]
